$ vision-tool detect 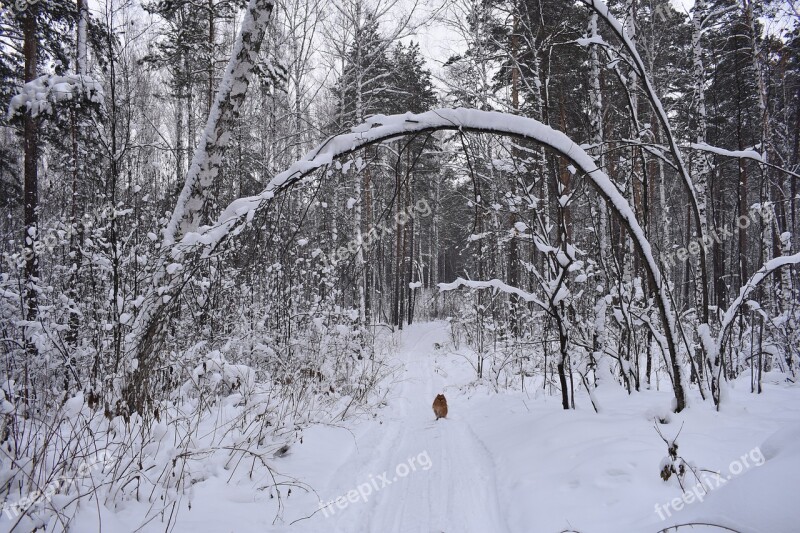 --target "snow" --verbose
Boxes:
[697,323,716,363]
[188,108,654,262]
[689,142,765,163]
[8,74,103,119]
[533,235,557,254]
[63,393,85,417]
[718,252,800,348]
[163,0,274,246]
[439,278,547,311]
[552,285,569,304]
[576,35,607,47]
[467,232,491,242]
[58,321,800,533]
